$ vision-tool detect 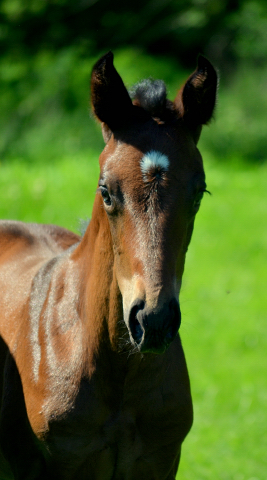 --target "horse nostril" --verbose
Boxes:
[128,298,181,352]
[129,300,144,345]
[166,327,174,341]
